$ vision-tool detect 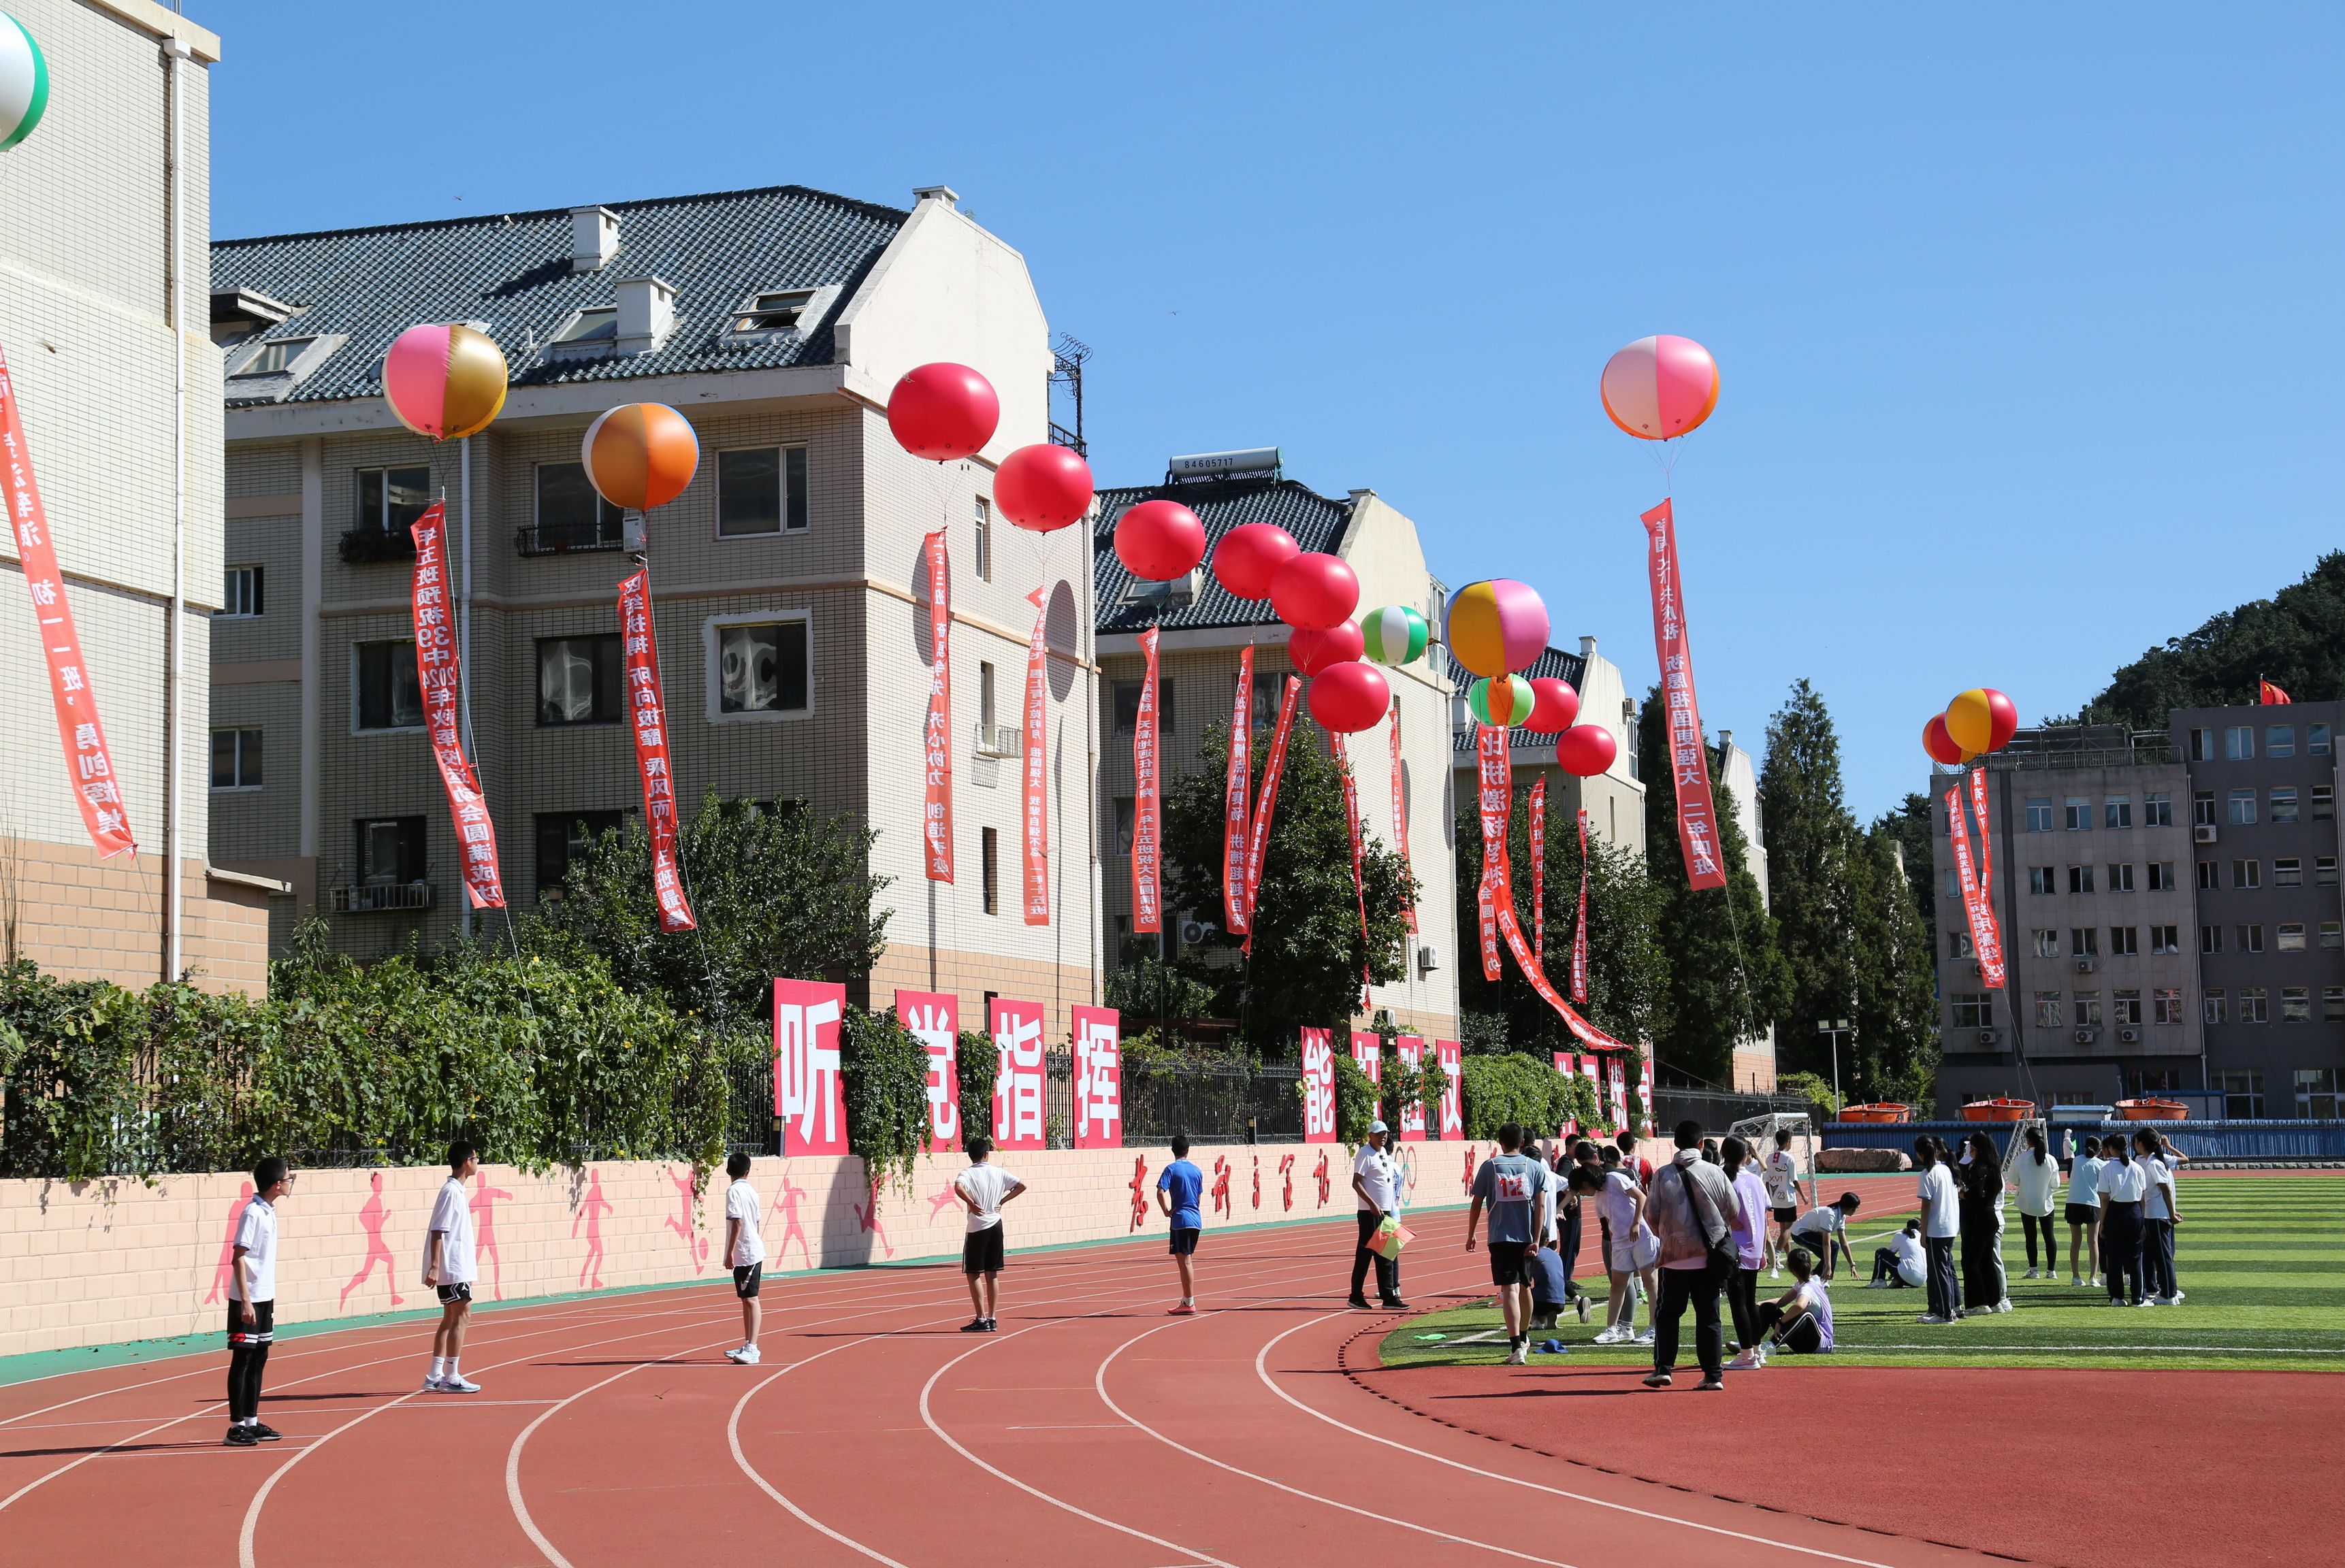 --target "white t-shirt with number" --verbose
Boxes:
[725,1178,766,1267]
[425,1177,476,1284]
[230,1195,278,1303]
[1762,1149,1800,1207]
[956,1163,1021,1232]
